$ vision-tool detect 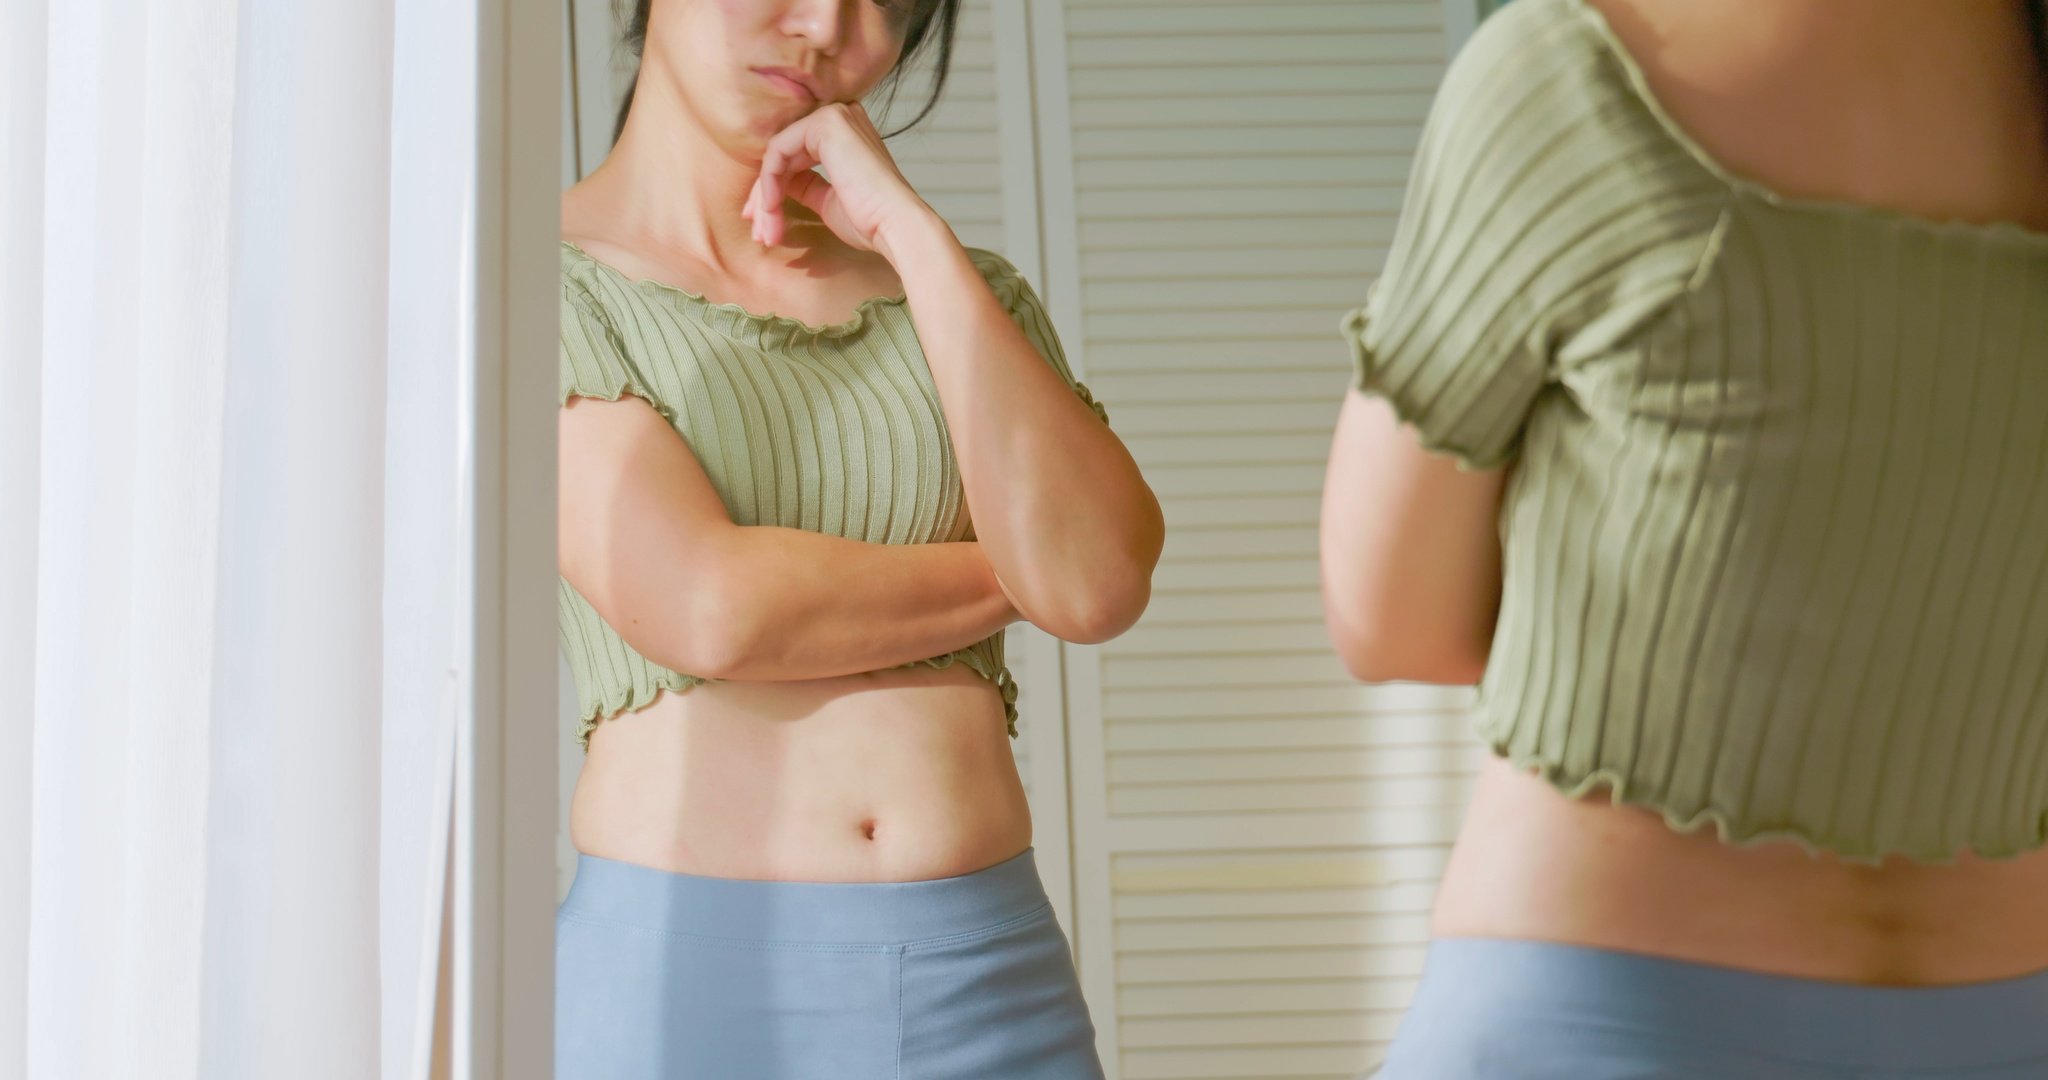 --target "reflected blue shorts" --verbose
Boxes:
[1374,937,2048,1079]
[554,846,1104,1079]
